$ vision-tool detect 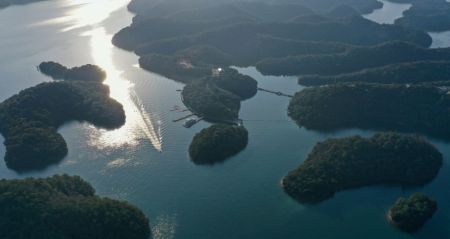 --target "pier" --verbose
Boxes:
[172,113,195,122]
[257,87,293,98]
